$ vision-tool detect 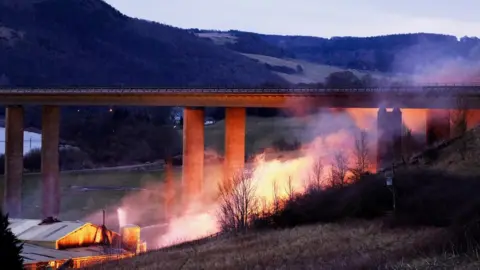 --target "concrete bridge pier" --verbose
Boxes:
[466,110,480,130]
[377,108,402,171]
[41,105,61,219]
[426,109,450,145]
[3,105,24,218]
[182,107,205,202]
[224,108,246,185]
